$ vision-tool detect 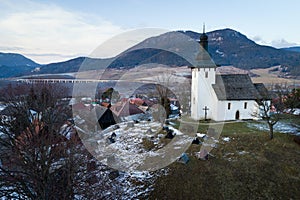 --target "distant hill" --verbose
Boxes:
[1,28,300,79]
[108,48,191,69]
[0,53,40,78]
[0,52,39,67]
[281,46,300,53]
[108,29,300,78]
[36,57,114,75]
[180,29,300,77]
